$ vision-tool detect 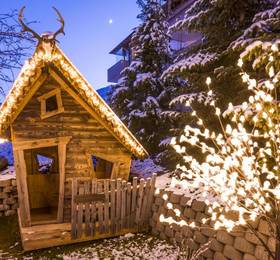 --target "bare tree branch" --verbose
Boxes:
[0,9,35,97]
